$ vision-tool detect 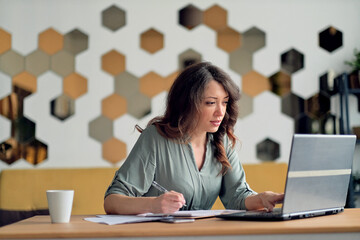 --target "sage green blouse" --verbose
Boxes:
[105,125,255,210]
